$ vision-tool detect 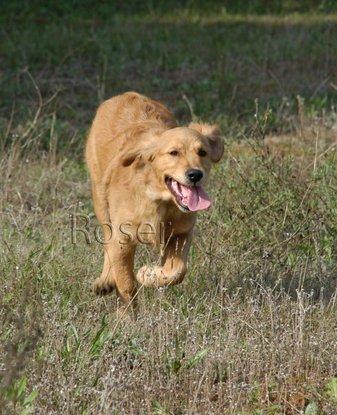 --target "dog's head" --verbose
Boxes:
[120,123,223,213]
